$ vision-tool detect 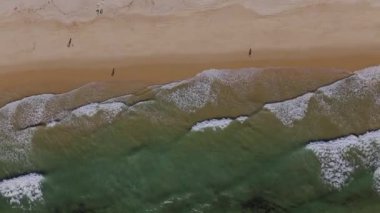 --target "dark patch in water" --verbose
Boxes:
[241,196,287,213]
[52,202,109,213]
[127,144,149,157]
[71,203,95,213]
